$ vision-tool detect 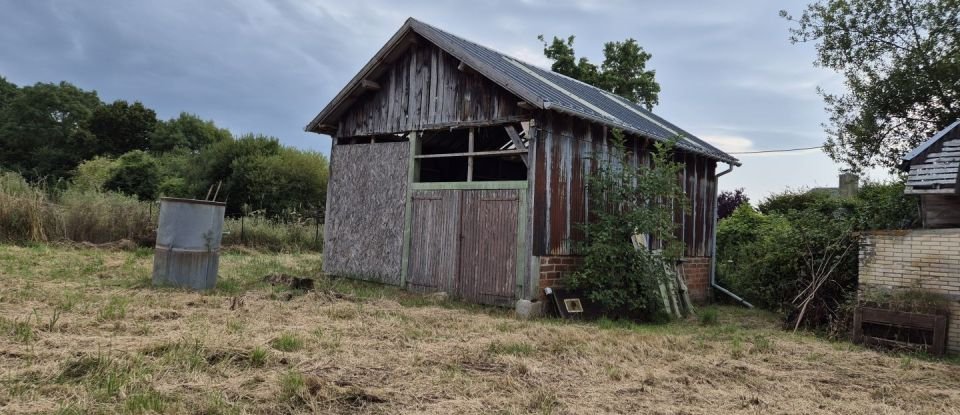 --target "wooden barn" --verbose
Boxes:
[306,18,740,307]
[902,119,960,227]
